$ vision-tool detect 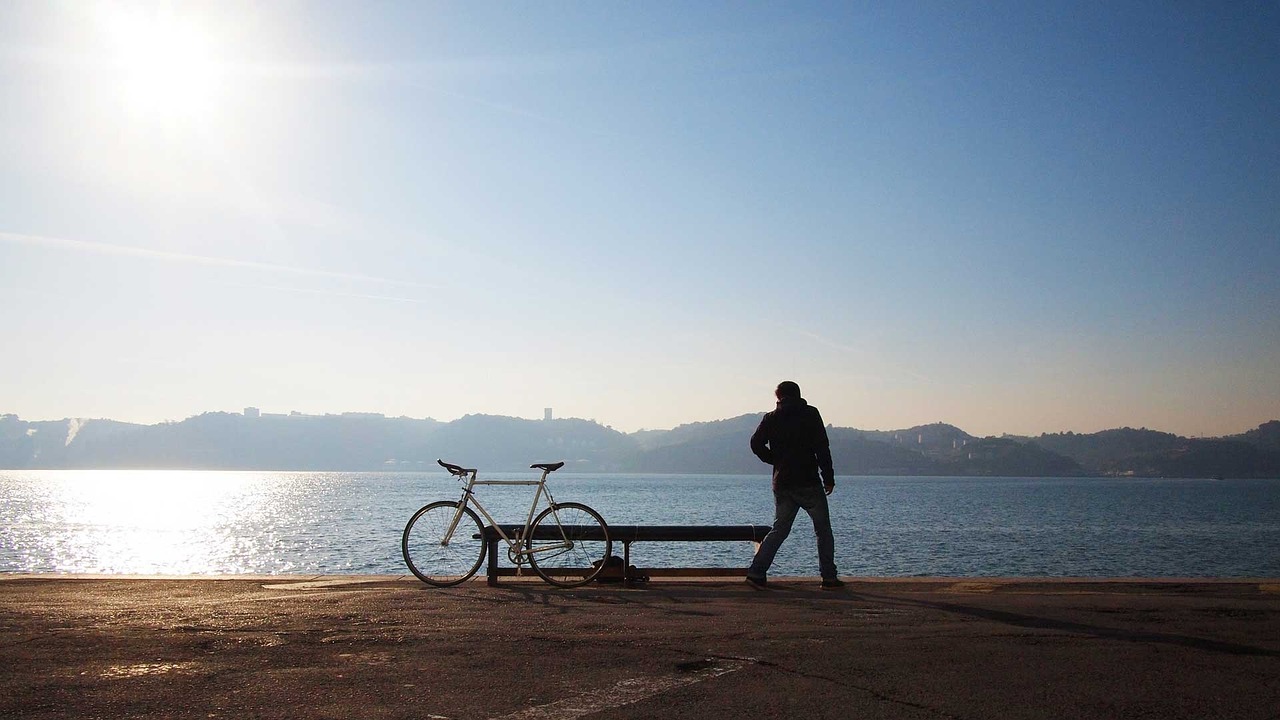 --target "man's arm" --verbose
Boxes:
[813,409,835,492]
[750,414,774,465]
